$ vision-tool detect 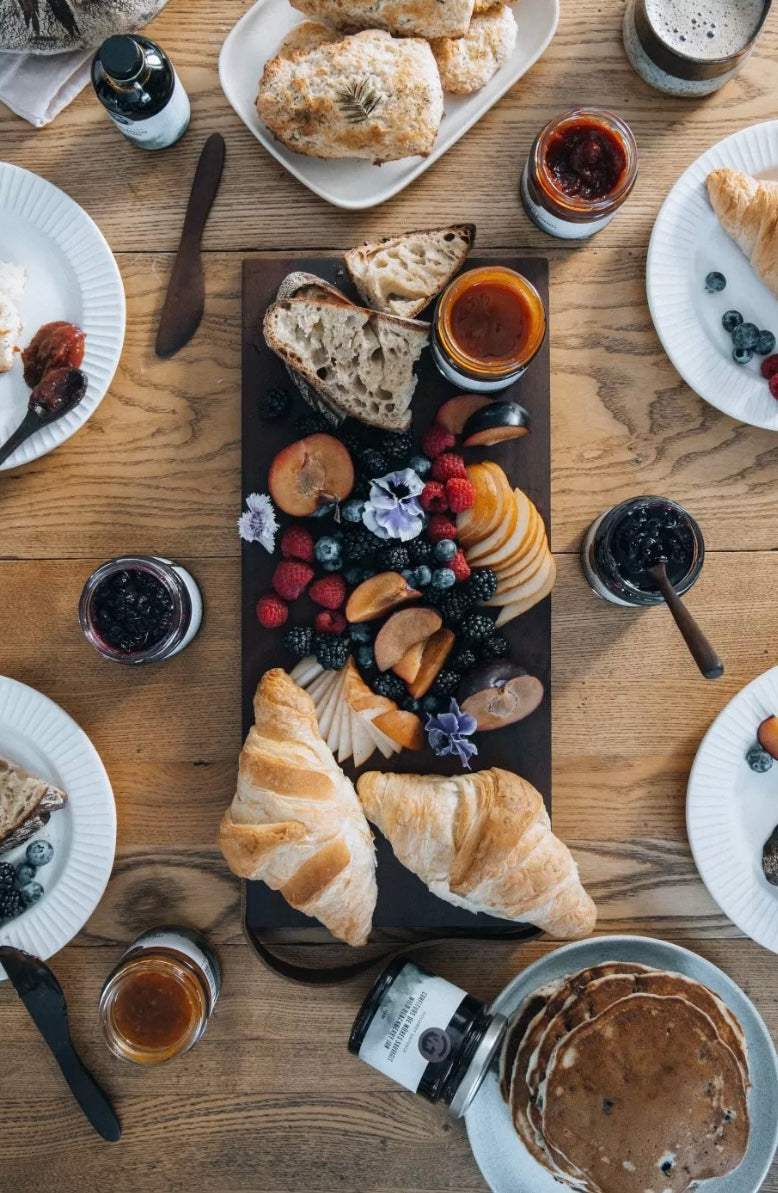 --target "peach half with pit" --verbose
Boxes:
[268,433,354,516]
